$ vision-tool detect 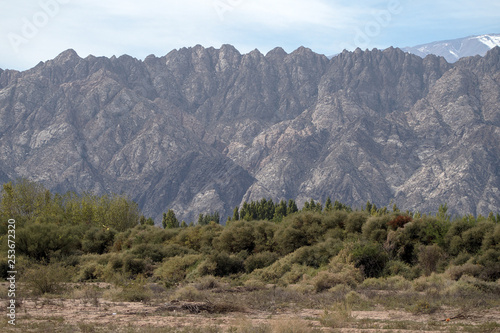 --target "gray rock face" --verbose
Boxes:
[0,45,499,222]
